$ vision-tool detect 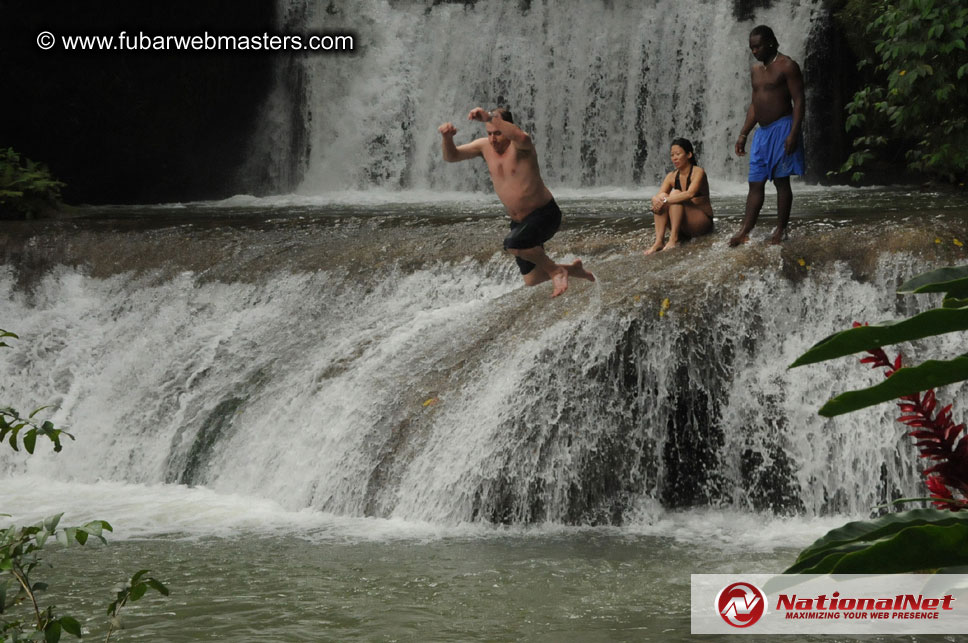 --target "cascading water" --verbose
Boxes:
[3,2,964,530]
[3,211,966,525]
[269,0,825,193]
